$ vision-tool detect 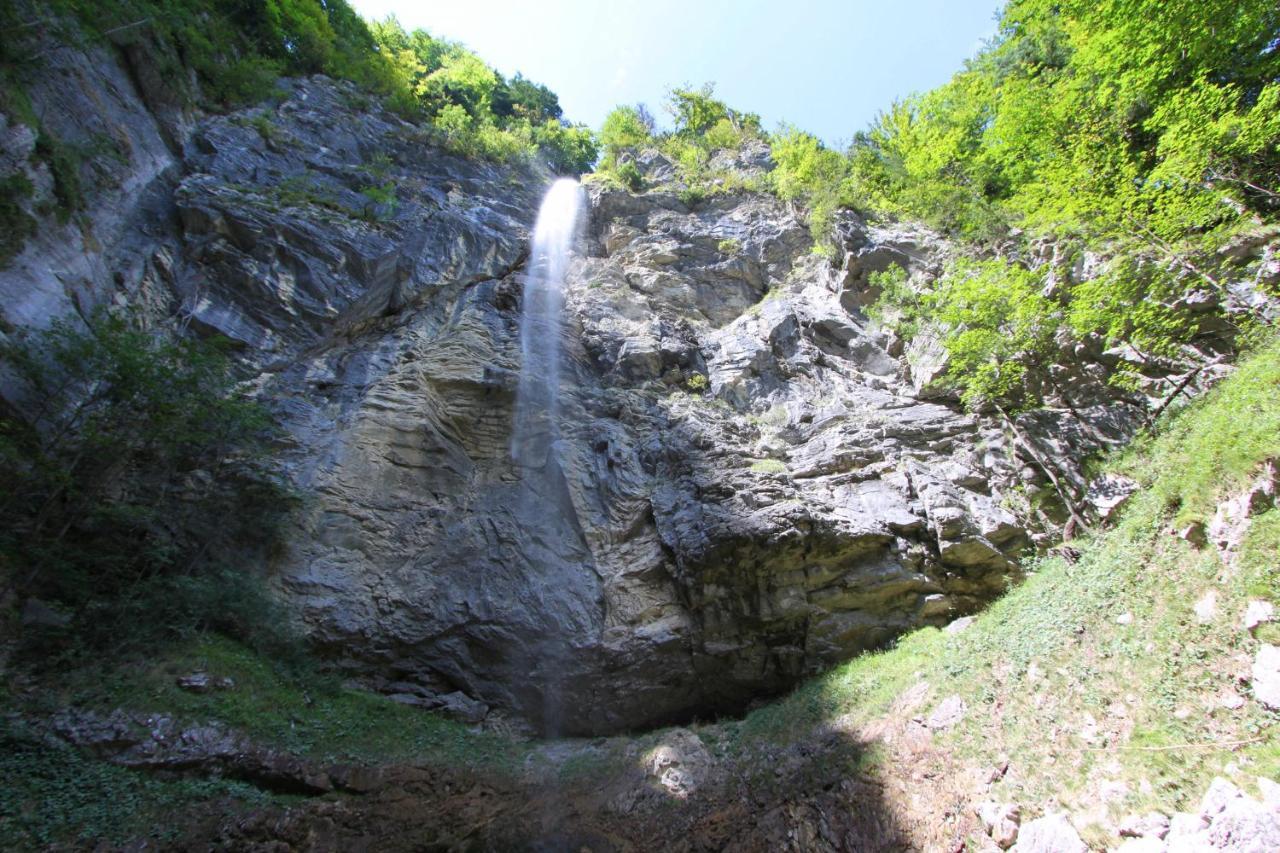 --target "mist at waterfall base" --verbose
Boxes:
[510,178,587,739]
